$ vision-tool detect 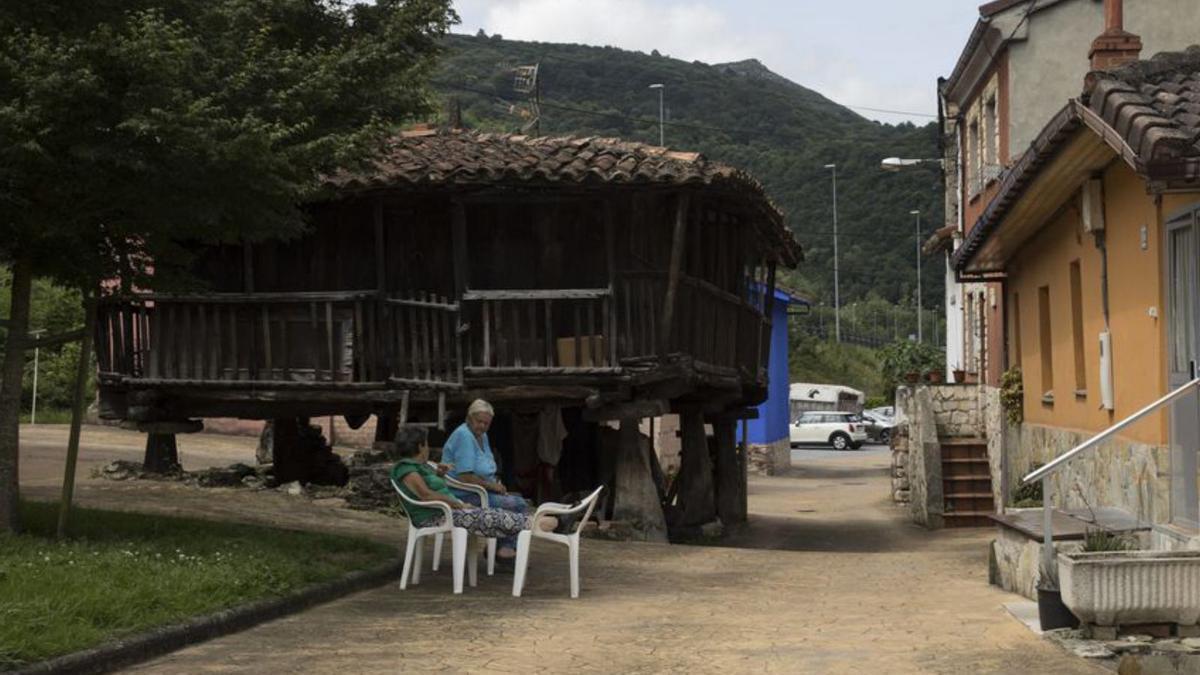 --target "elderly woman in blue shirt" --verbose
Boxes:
[441,399,530,563]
